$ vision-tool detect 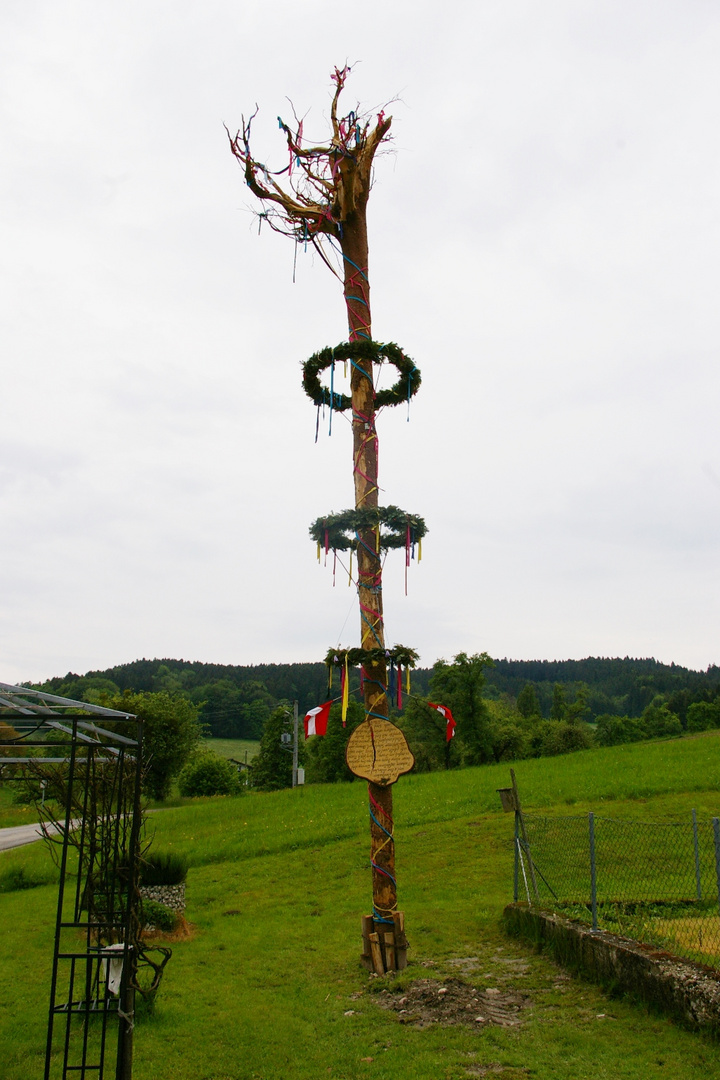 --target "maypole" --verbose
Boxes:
[229,66,426,973]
